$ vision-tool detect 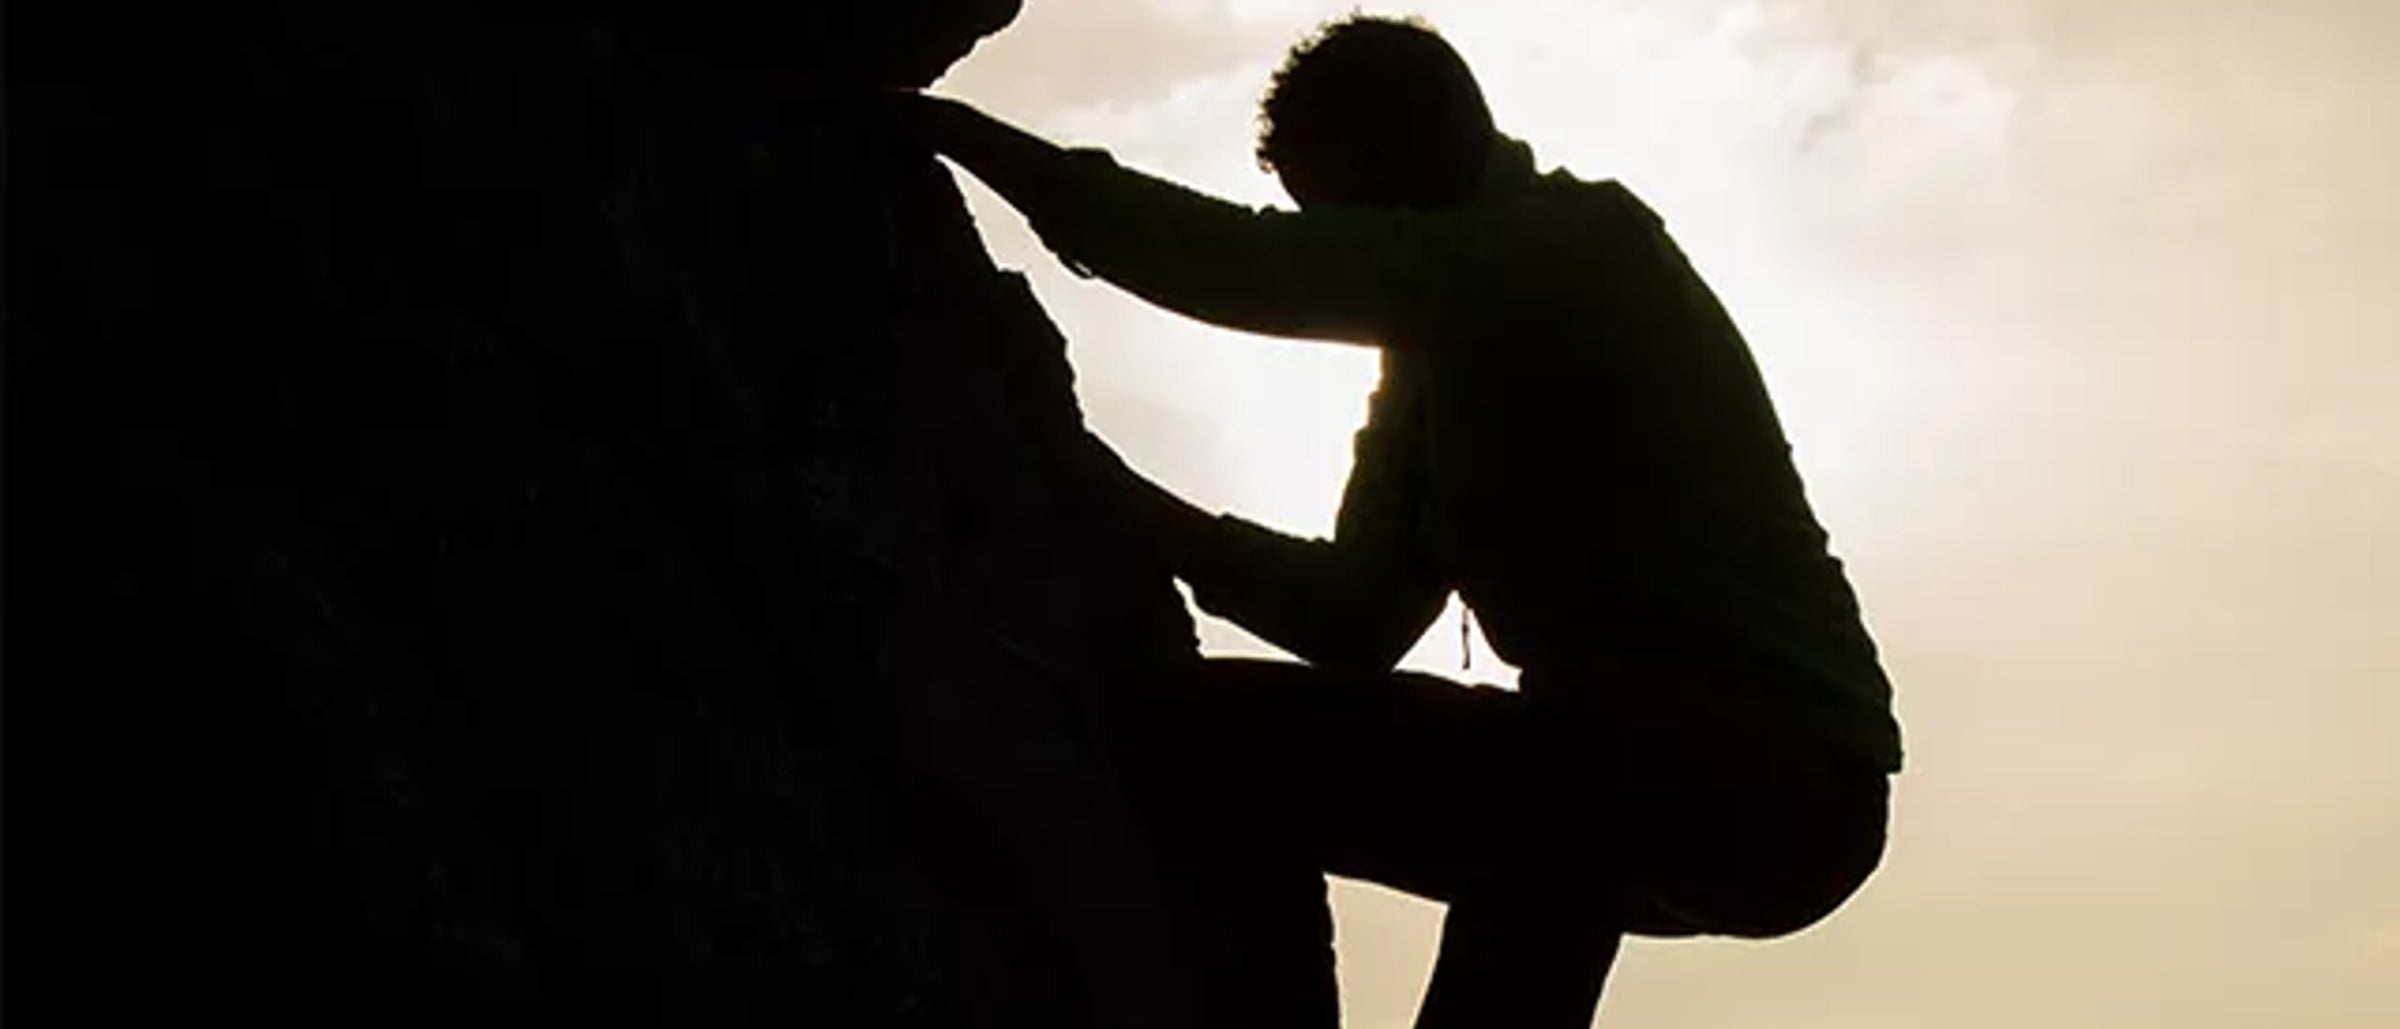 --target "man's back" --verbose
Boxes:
[1372,155,1901,773]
